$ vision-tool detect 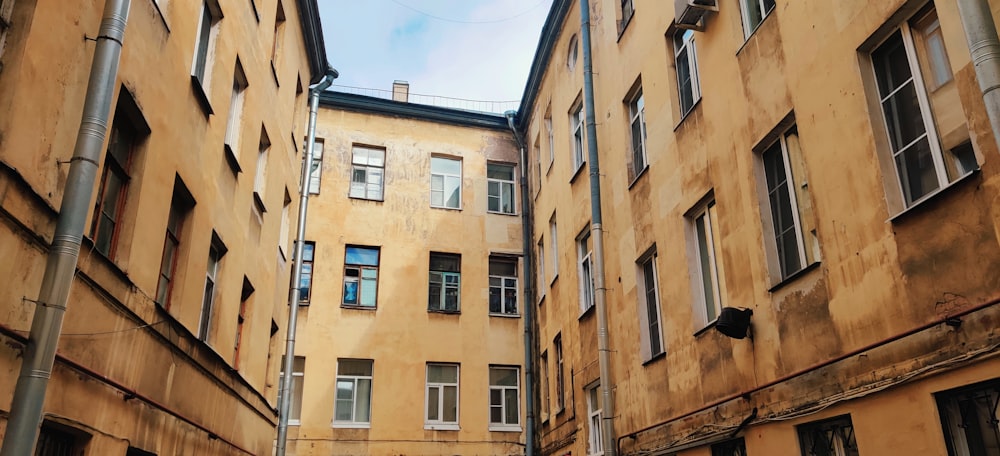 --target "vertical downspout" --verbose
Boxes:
[506,111,536,456]
[0,1,131,454]
[579,1,617,455]
[956,0,1000,153]
[275,66,338,456]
